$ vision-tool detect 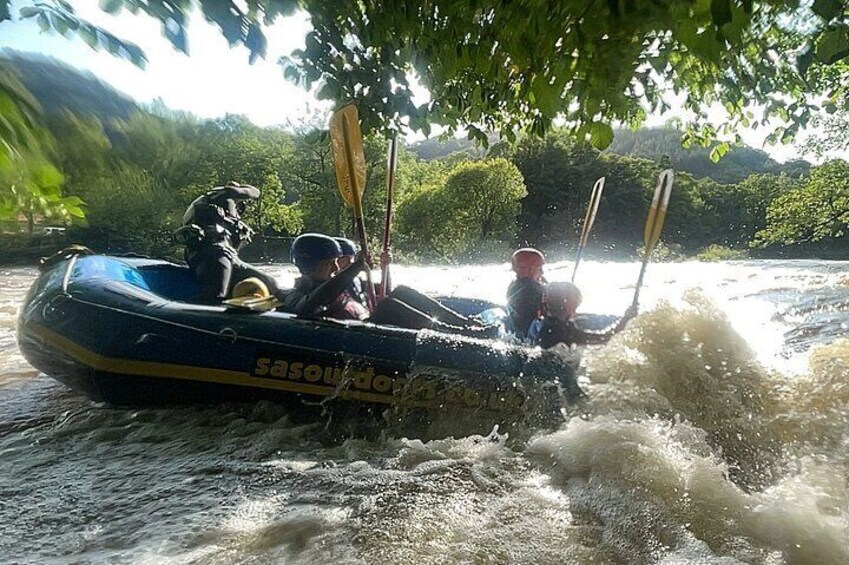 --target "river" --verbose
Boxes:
[1,259,848,564]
